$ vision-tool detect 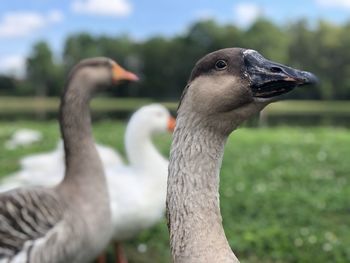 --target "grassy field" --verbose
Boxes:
[0,121,349,262]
